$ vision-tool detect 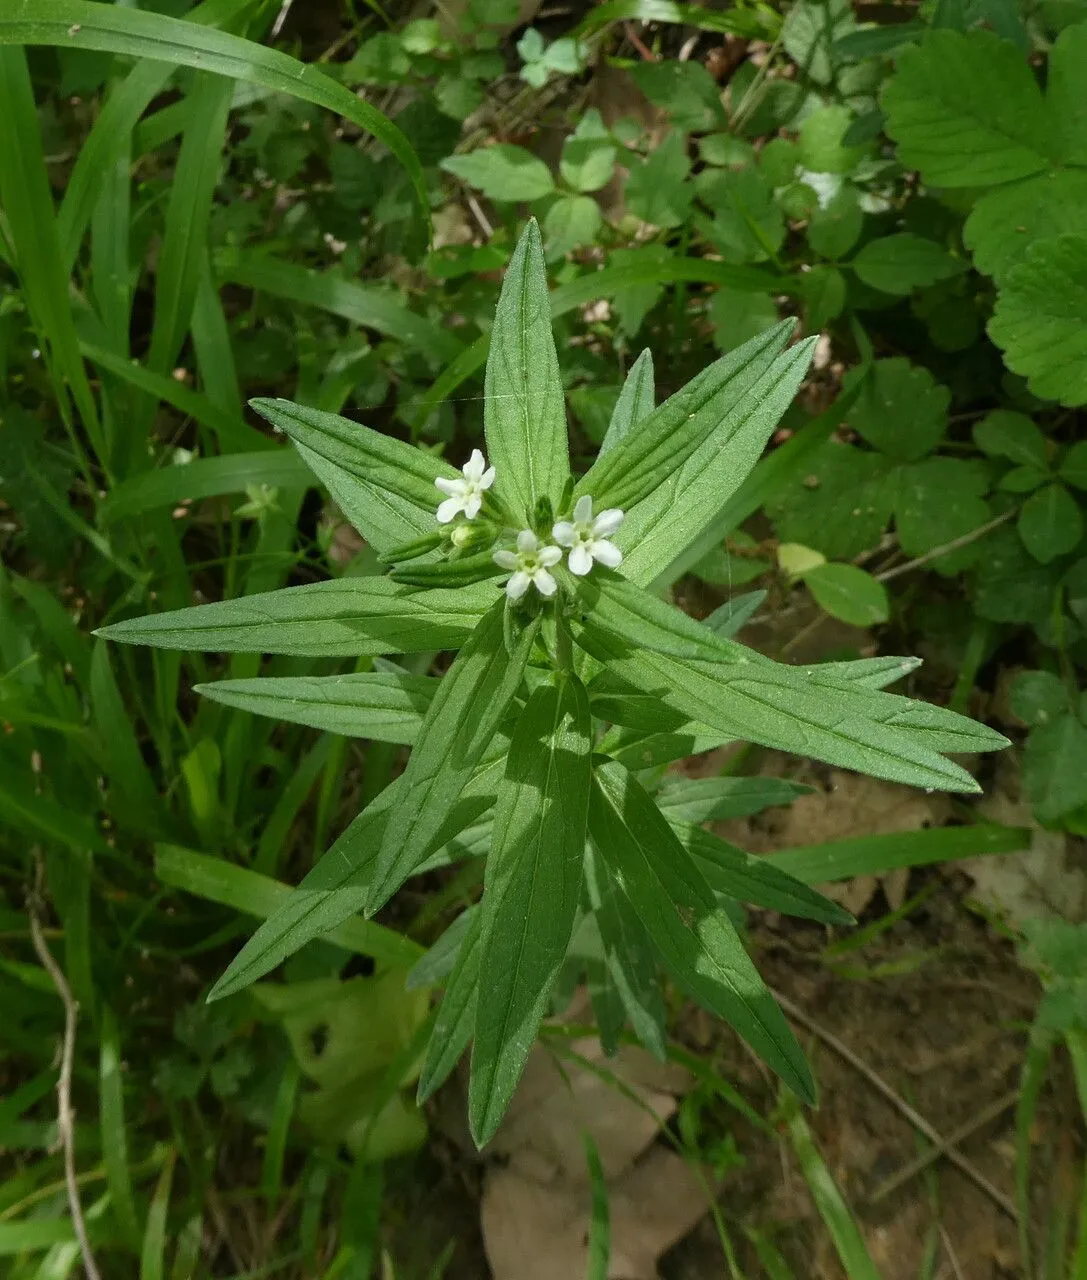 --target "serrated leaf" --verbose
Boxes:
[1046,20,1087,167]
[417,908,482,1102]
[194,672,435,742]
[655,776,812,823]
[709,289,780,354]
[783,0,855,84]
[543,193,602,257]
[1018,482,1084,563]
[850,233,964,296]
[366,602,540,914]
[589,760,815,1102]
[964,170,1087,286]
[971,525,1063,625]
[894,457,993,574]
[440,144,555,201]
[674,823,854,925]
[469,673,593,1146]
[881,29,1051,187]
[625,131,693,229]
[631,59,726,131]
[696,166,785,264]
[97,578,493,656]
[600,348,654,456]
[766,441,896,560]
[484,219,570,521]
[804,562,890,626]
[972,409,1048,468]
[250,398,454,552]
[988,233,1087,407]
[843,358,949,462]
[1023,712,1087,823]
[560,108,616,192]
